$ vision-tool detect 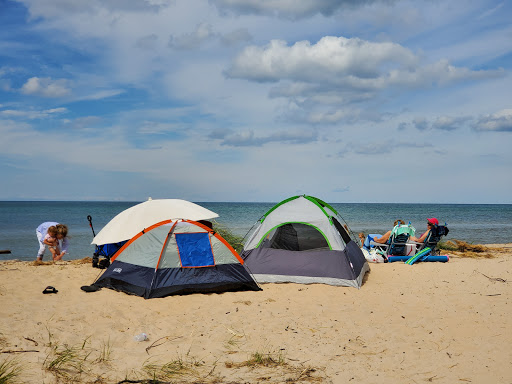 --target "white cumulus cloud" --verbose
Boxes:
[20,77,71,98]
[474,109,512,132]
[225,36,505,123]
